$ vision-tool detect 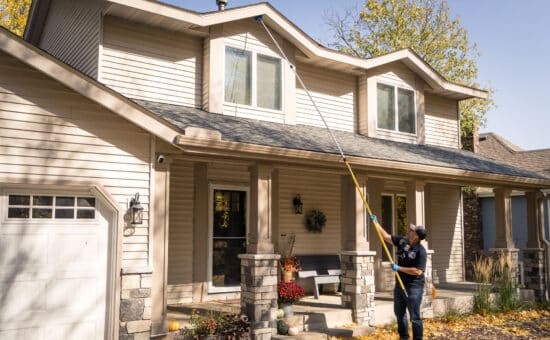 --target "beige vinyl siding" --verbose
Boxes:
[425,93,459,148]
[429,184,464,282]
[278,169,341,254]
[0,52,151,268]
[38,0,102,78]
[296,63,356,132]
[222,20,286,123]
[203,39,210,110]
[167,160,194,304]
[101,17,203,108]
